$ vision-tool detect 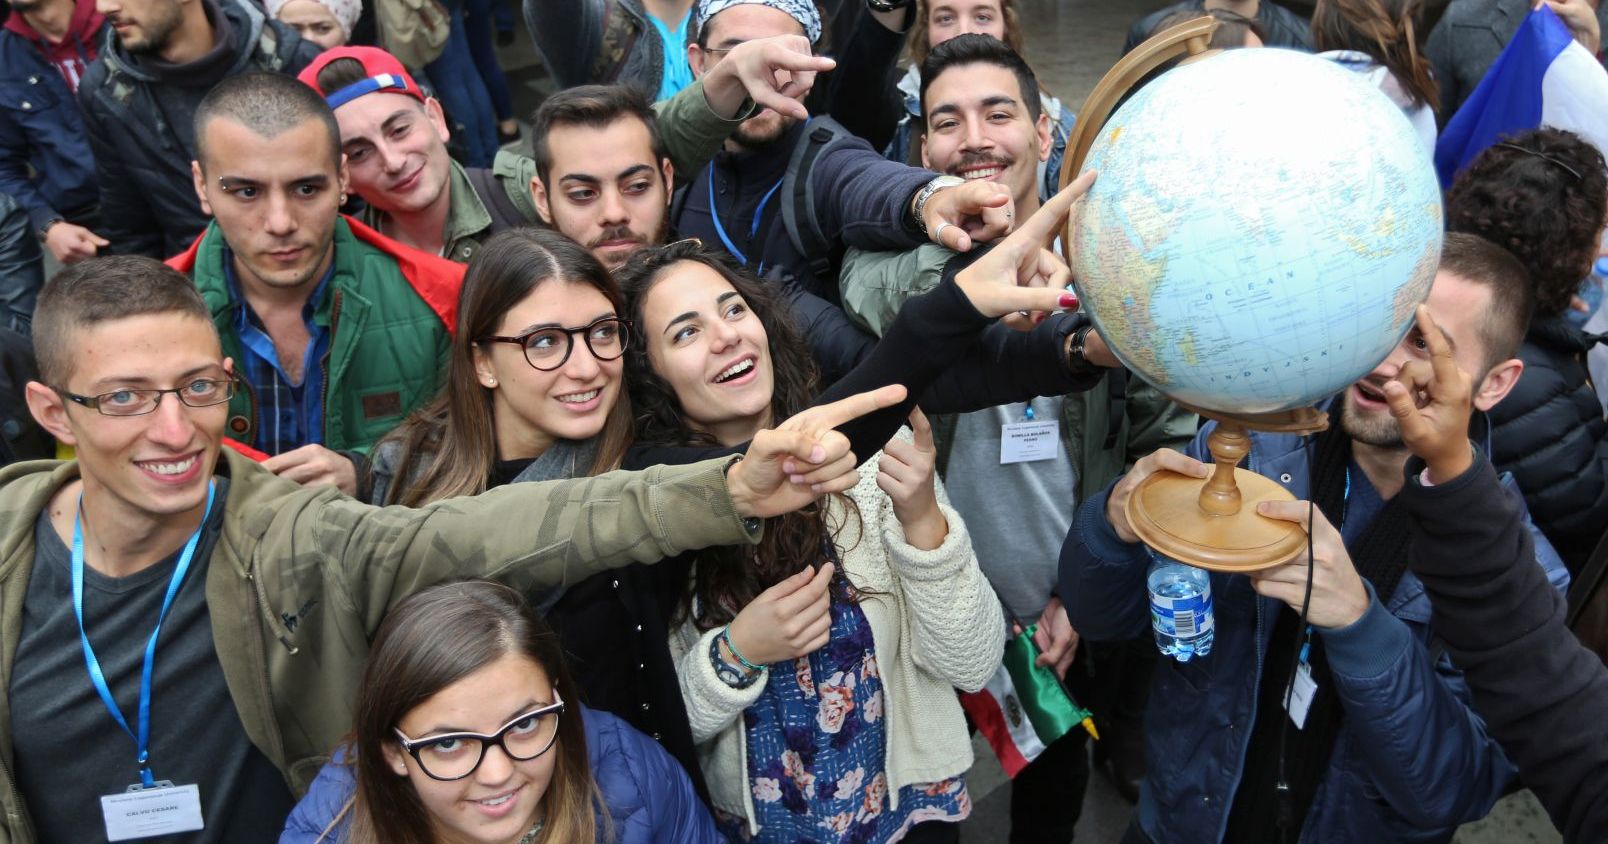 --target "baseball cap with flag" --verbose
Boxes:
[297,46,427,110]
